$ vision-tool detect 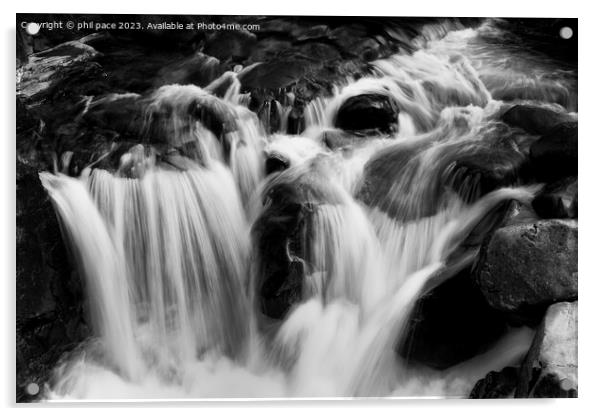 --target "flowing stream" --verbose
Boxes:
[38,19,574,400]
